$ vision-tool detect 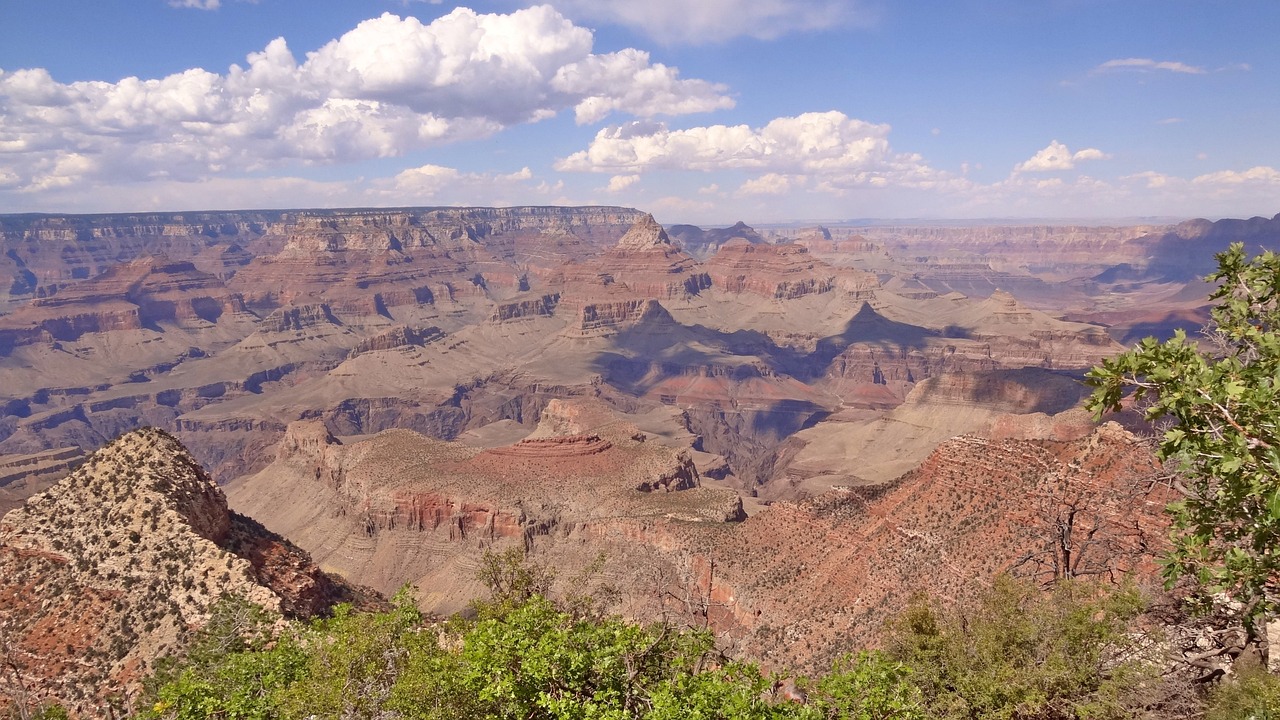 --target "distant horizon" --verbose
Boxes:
[7,204,1275,231]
